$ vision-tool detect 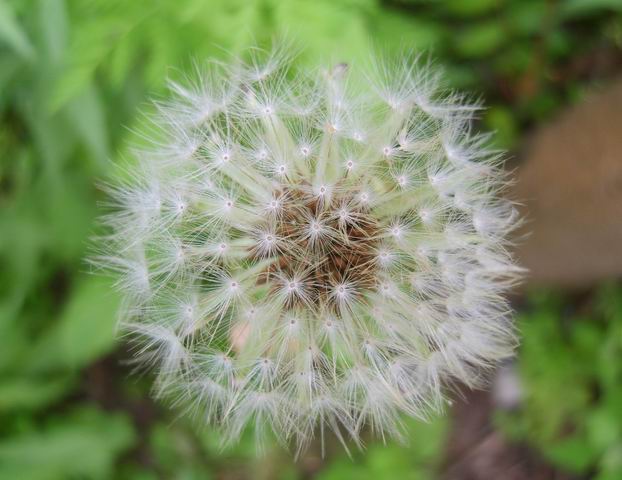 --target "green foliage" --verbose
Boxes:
[1,0,620,478]
[0,0,35,60]
[44,275,121,369]
[317,417,447,480]
[497,285,622,479]
[0,407,135,480]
